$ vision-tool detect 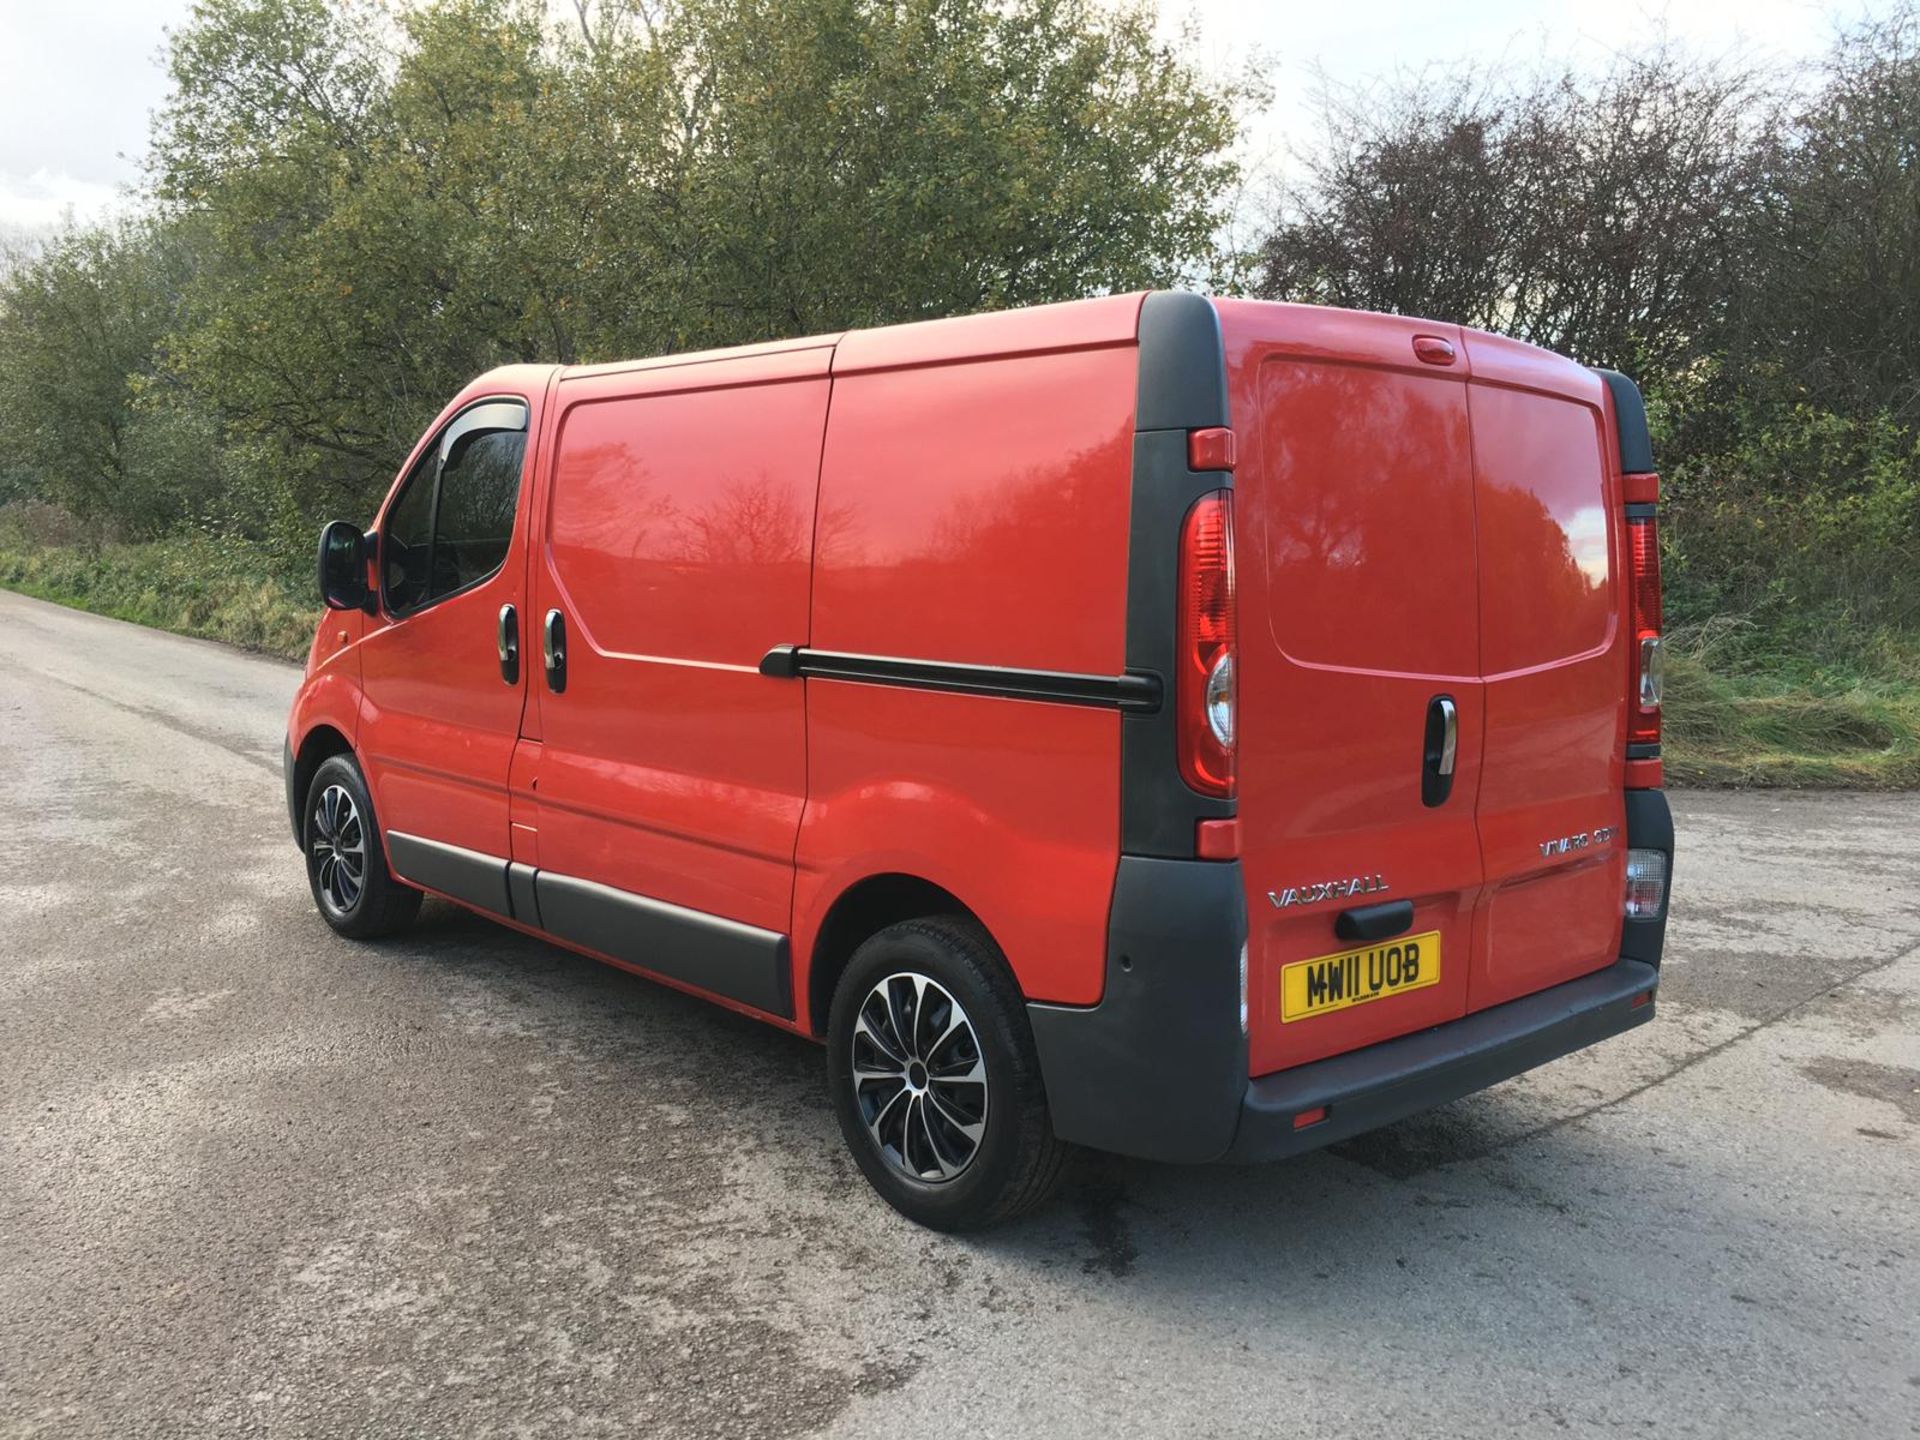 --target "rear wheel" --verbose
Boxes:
[303,754,420,939]
[826,916,1071,1230]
